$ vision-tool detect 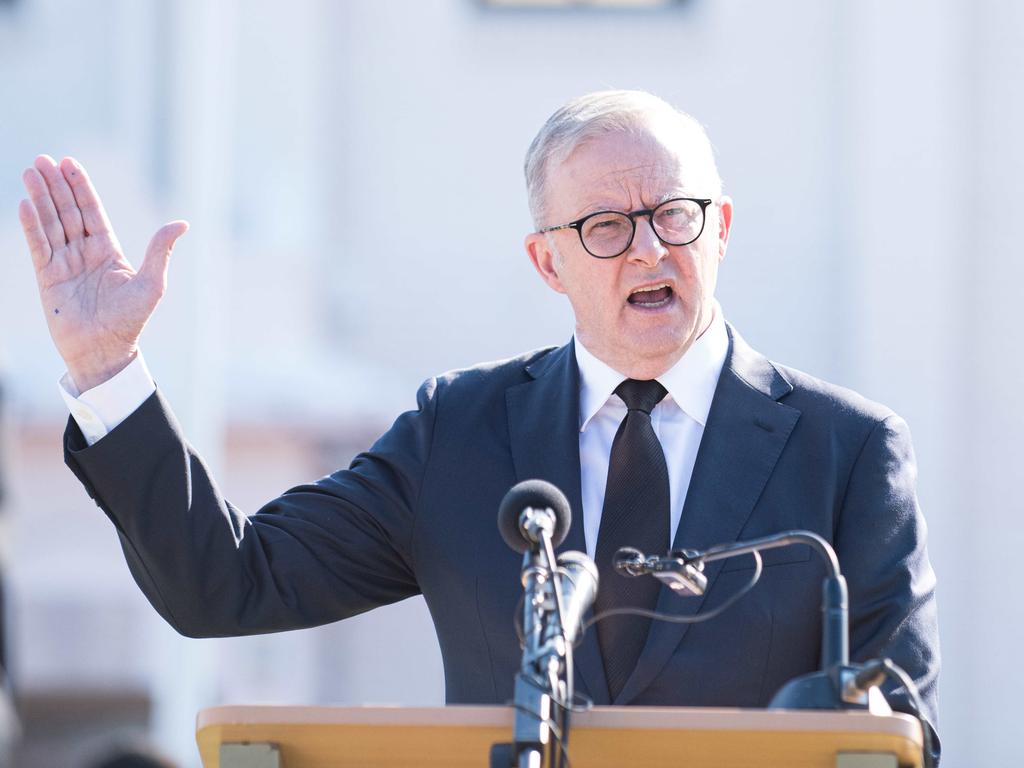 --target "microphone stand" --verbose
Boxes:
[652,531,890,714]
[697,532,851,675]
[618,530,934,767]
[492,513,572,768]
